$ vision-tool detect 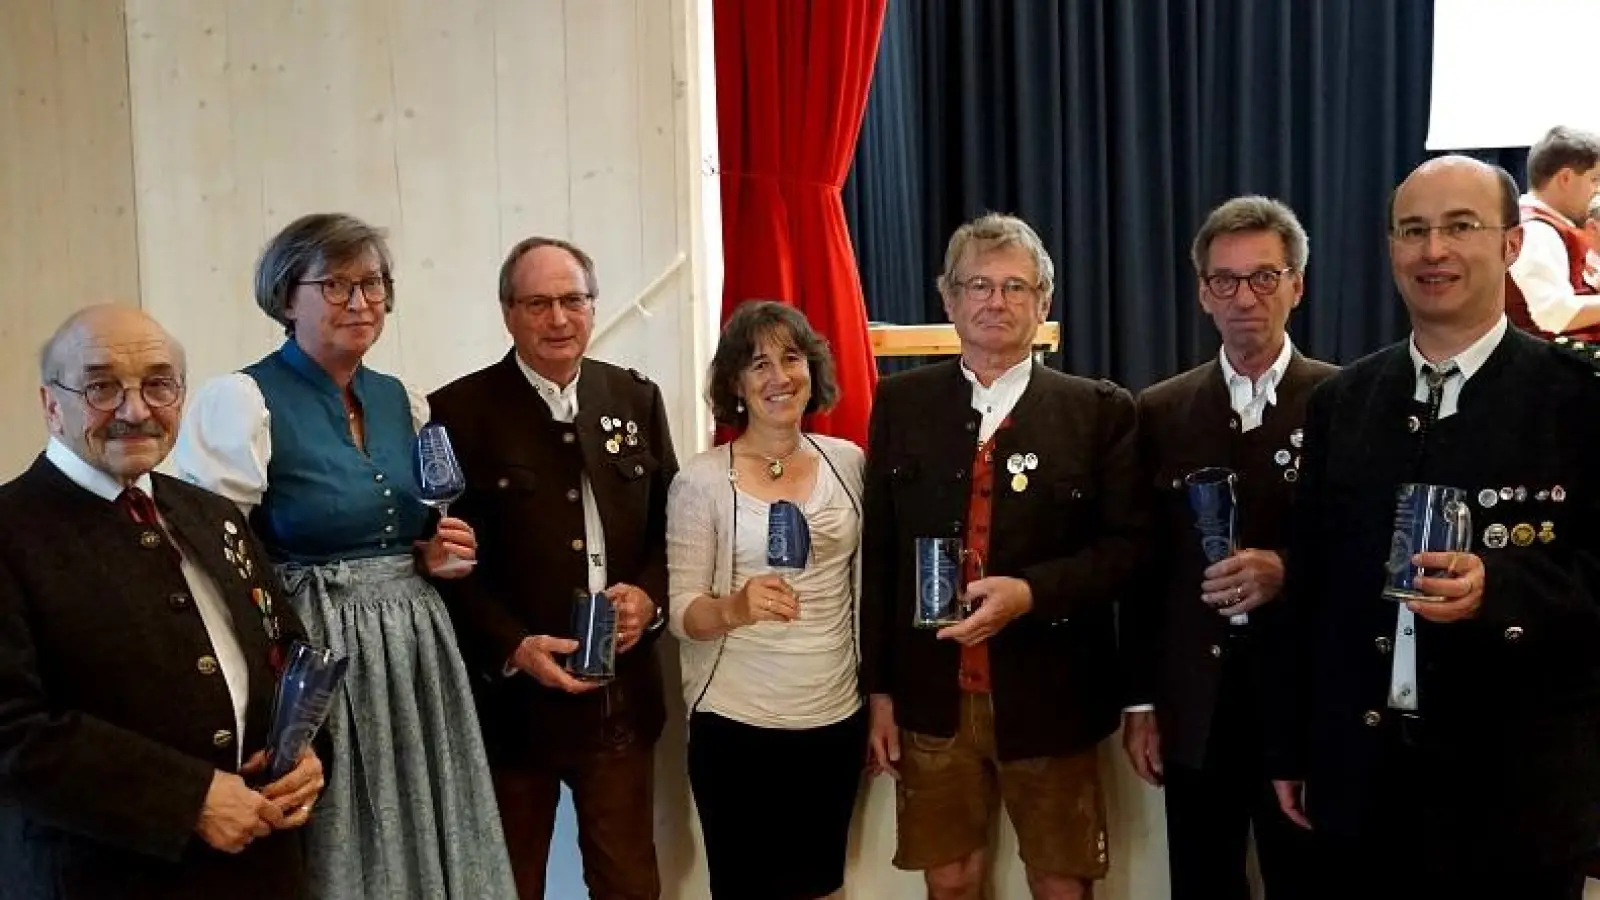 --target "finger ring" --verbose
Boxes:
[1234,586,1243,601]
